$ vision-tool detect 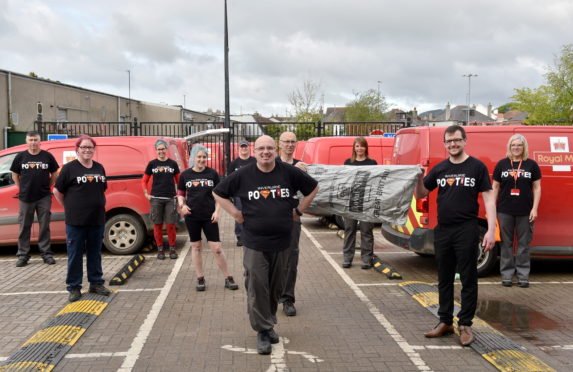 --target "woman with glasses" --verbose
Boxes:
[142,139,181,260]
[492,134,541,288]
[177,145,238,291]
[341,137,377,269]
[54,135,111,302]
